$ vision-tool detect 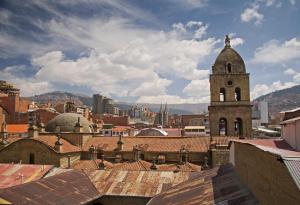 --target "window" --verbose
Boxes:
[29,153,35,164]
[219,118,227,136]
[235,87,241,101]
[235,118,243,136]
[227,63,232,73]
[220,88,226,102]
